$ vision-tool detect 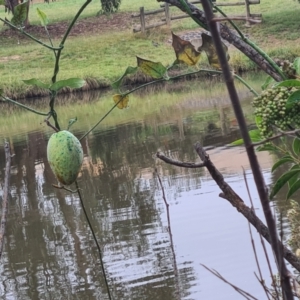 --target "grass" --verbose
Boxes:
[0,0,300,98]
